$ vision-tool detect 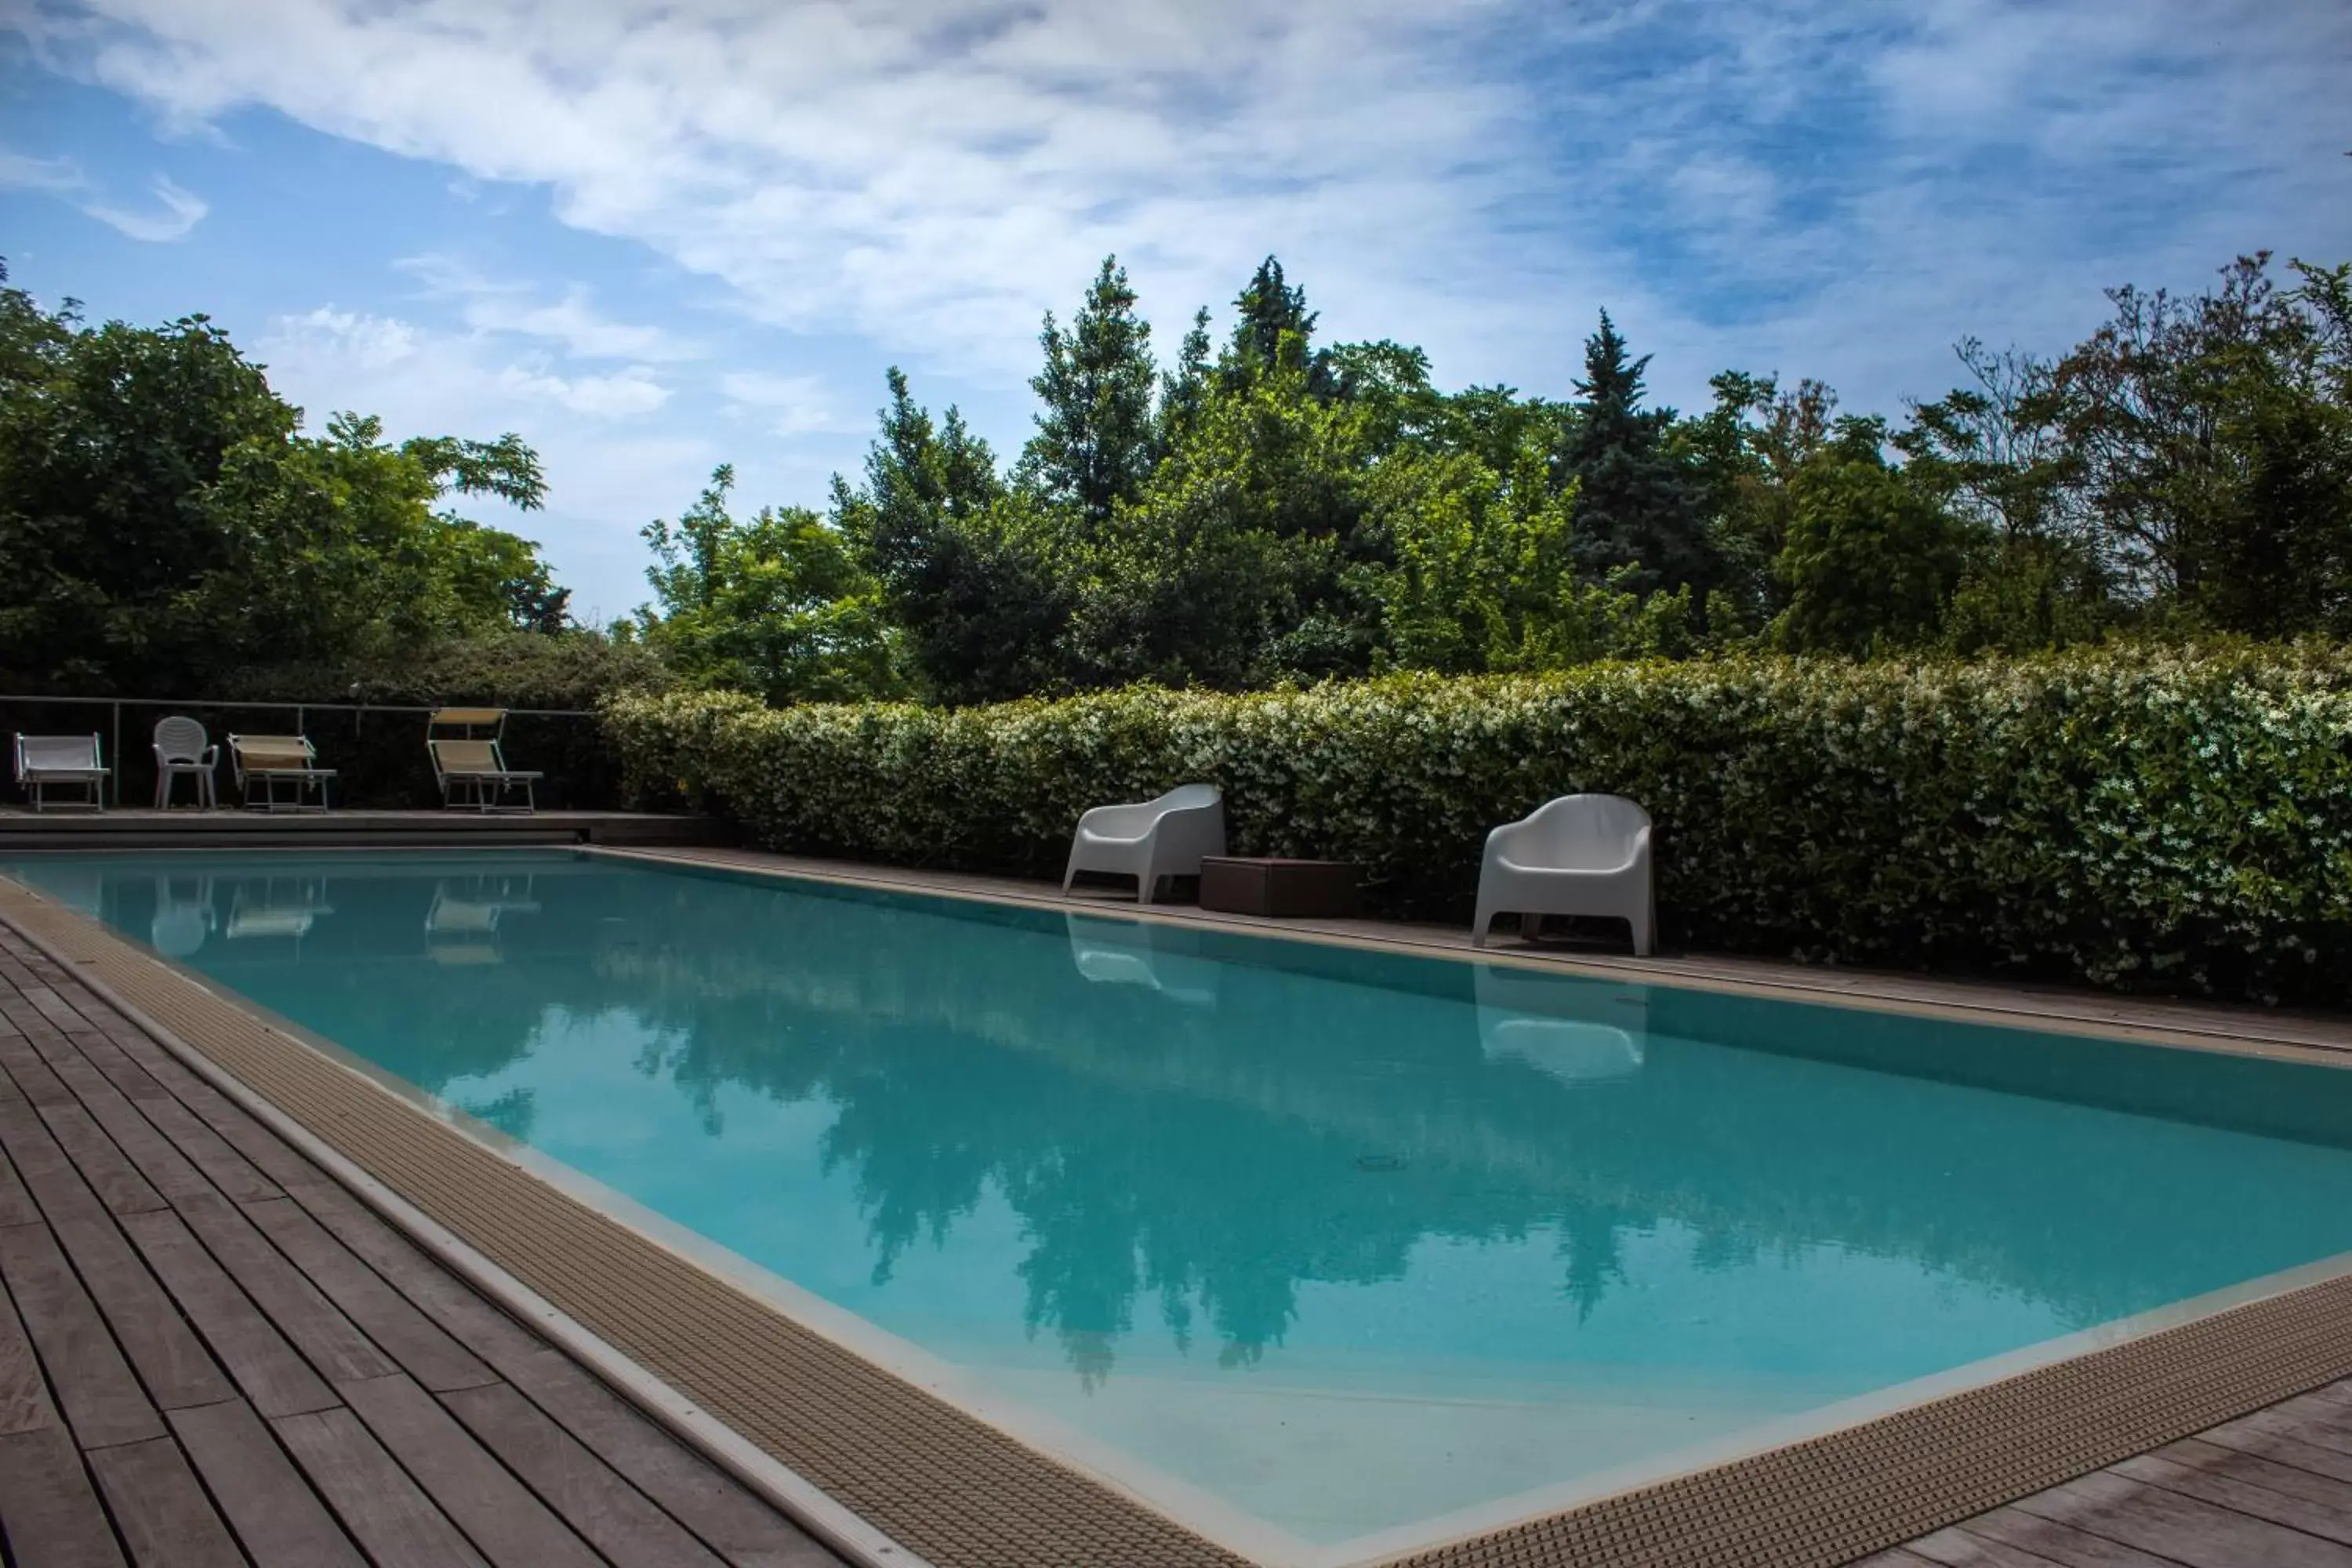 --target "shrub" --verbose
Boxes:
[604,644,2352,1004]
